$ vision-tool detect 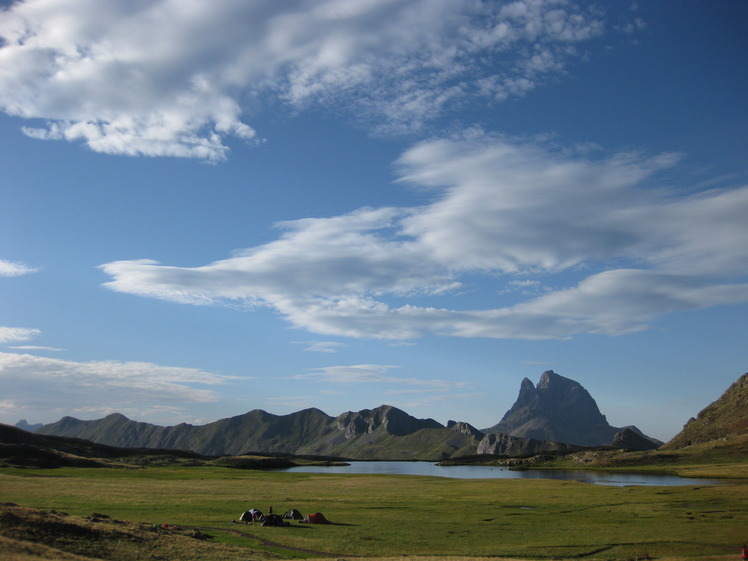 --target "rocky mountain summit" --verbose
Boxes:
[27,371,661,460]
[487,370,660,448]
